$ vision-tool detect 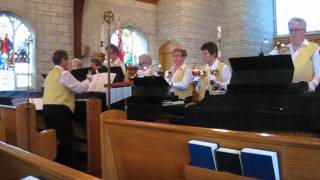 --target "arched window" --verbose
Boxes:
[0,11,35,90]
[111,25,148,66]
